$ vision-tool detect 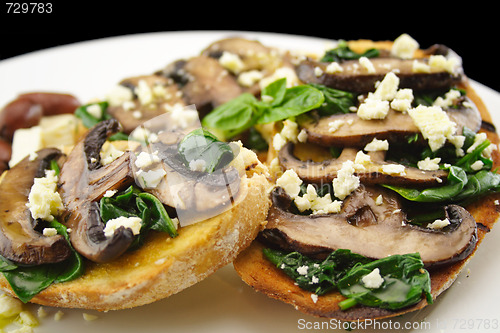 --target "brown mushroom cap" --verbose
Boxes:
[0,148,71,265]
[262,185,477,267]
[278,142,447,186]
[300,103,481,148]
[295,57,463,93]
[59,119,136,263]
